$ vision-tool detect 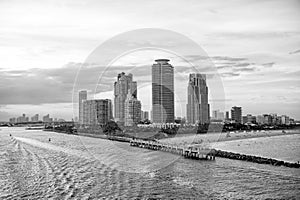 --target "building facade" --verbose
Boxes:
[9,117,16,123]
[43,114,53,123]
[141,111,149,121]
[212,110,224,121]
[231,106,242,124]
[225,111,230,120]
[186,73,210,124]
[152,59,174,124]
[79,90,87,125]
[16,114,29,123]
[114,72,137,123]
[242,114,256,124]
[82,99,113,126]
[31,114,39,122]
[124,93,141,126]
